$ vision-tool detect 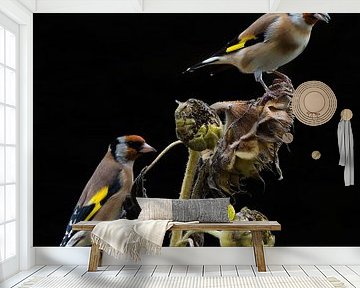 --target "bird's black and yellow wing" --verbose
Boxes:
[212,34,265,57]
[213,13,282,56]
[60,178,123,246]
